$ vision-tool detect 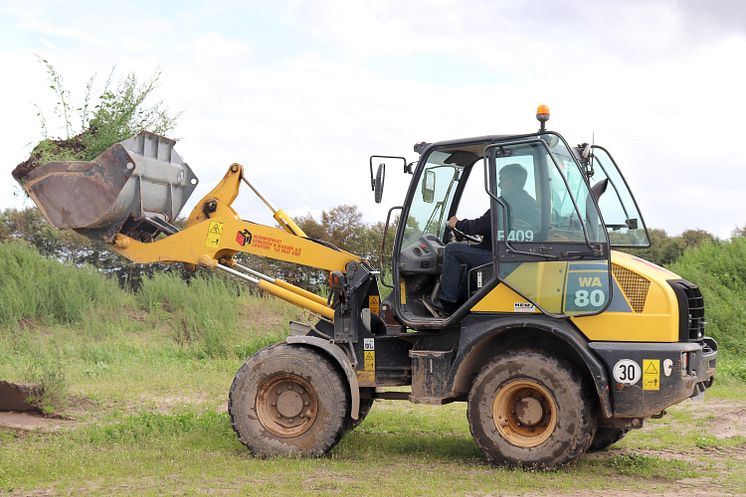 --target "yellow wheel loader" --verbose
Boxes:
[16,106,717,468]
